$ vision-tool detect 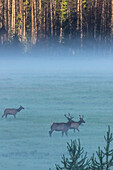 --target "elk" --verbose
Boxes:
[69,115,85,132]
[2,106,24,118]
[49,113,74,137]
